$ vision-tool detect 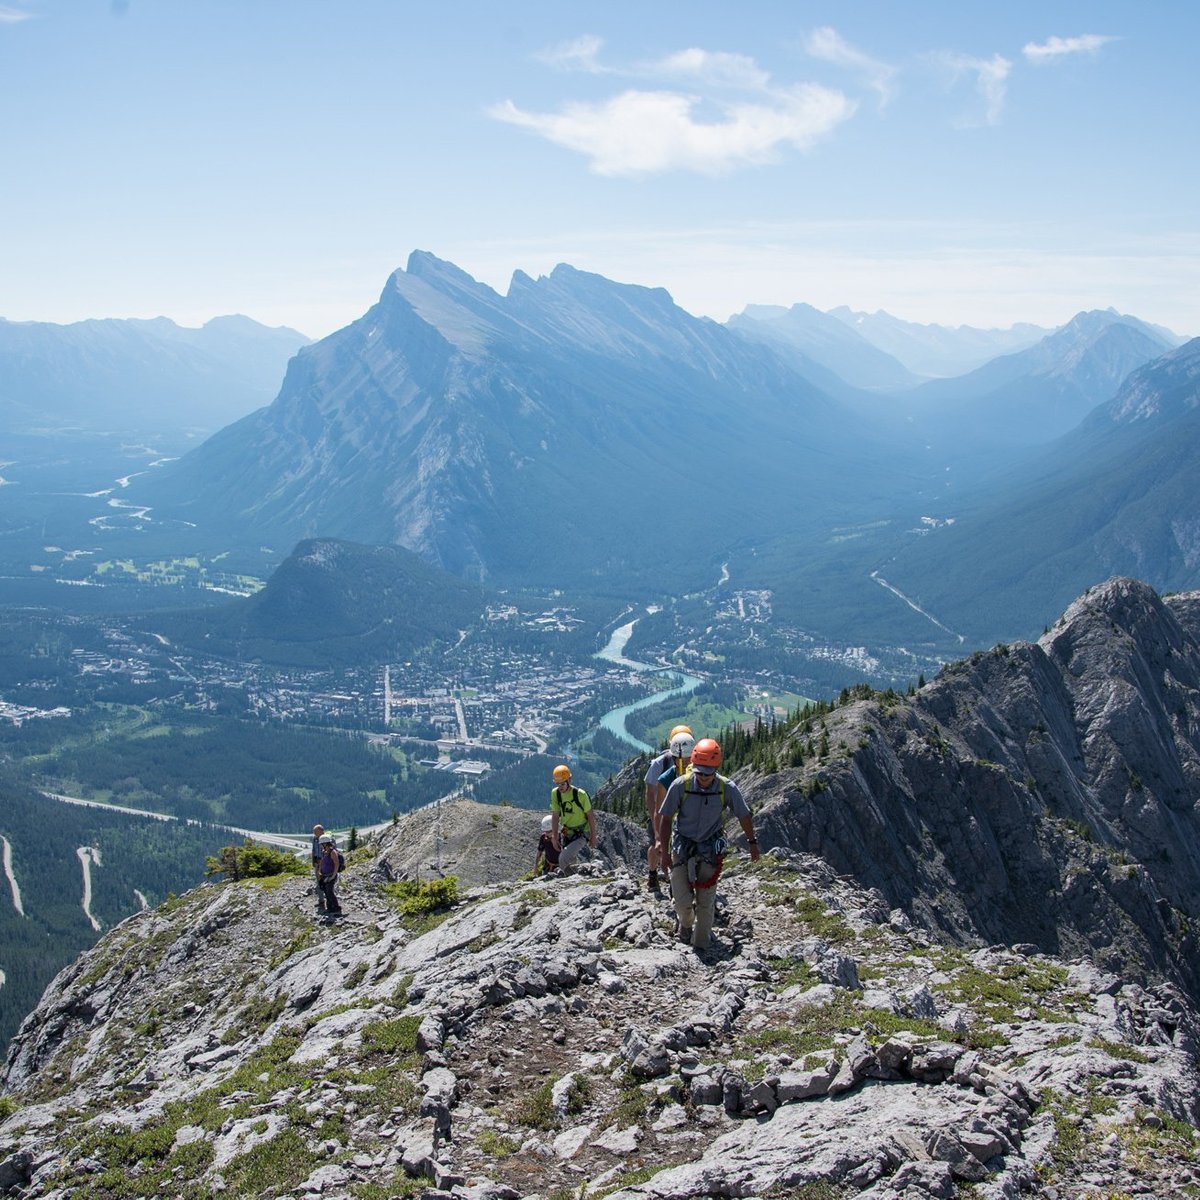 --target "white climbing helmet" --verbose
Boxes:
[669,732,695,759]
[541,815,553,832]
